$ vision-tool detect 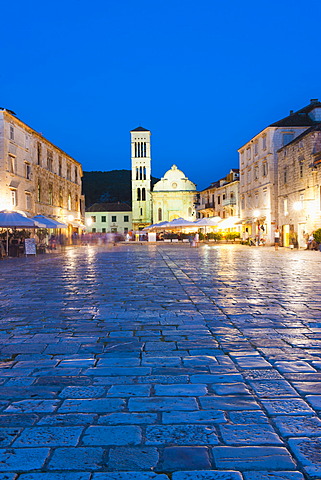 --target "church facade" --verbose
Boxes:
[152,165,197,223]
[131,127,197,230]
